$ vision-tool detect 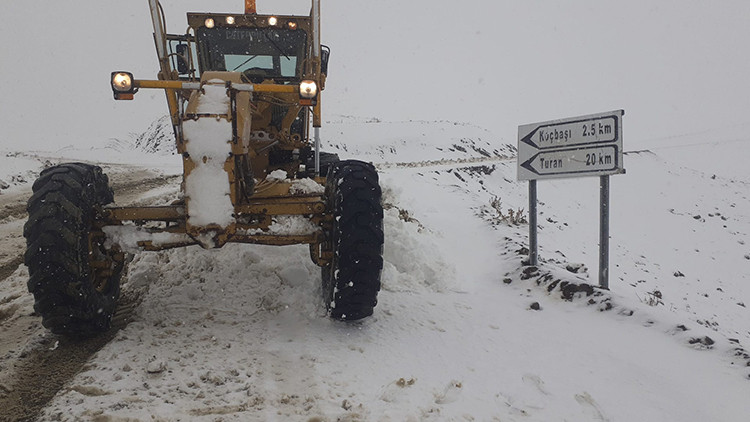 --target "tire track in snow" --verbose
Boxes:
[0,255,23,285]
[0,292,141,422]
[375,154,514,171]
[0,197,28,222]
